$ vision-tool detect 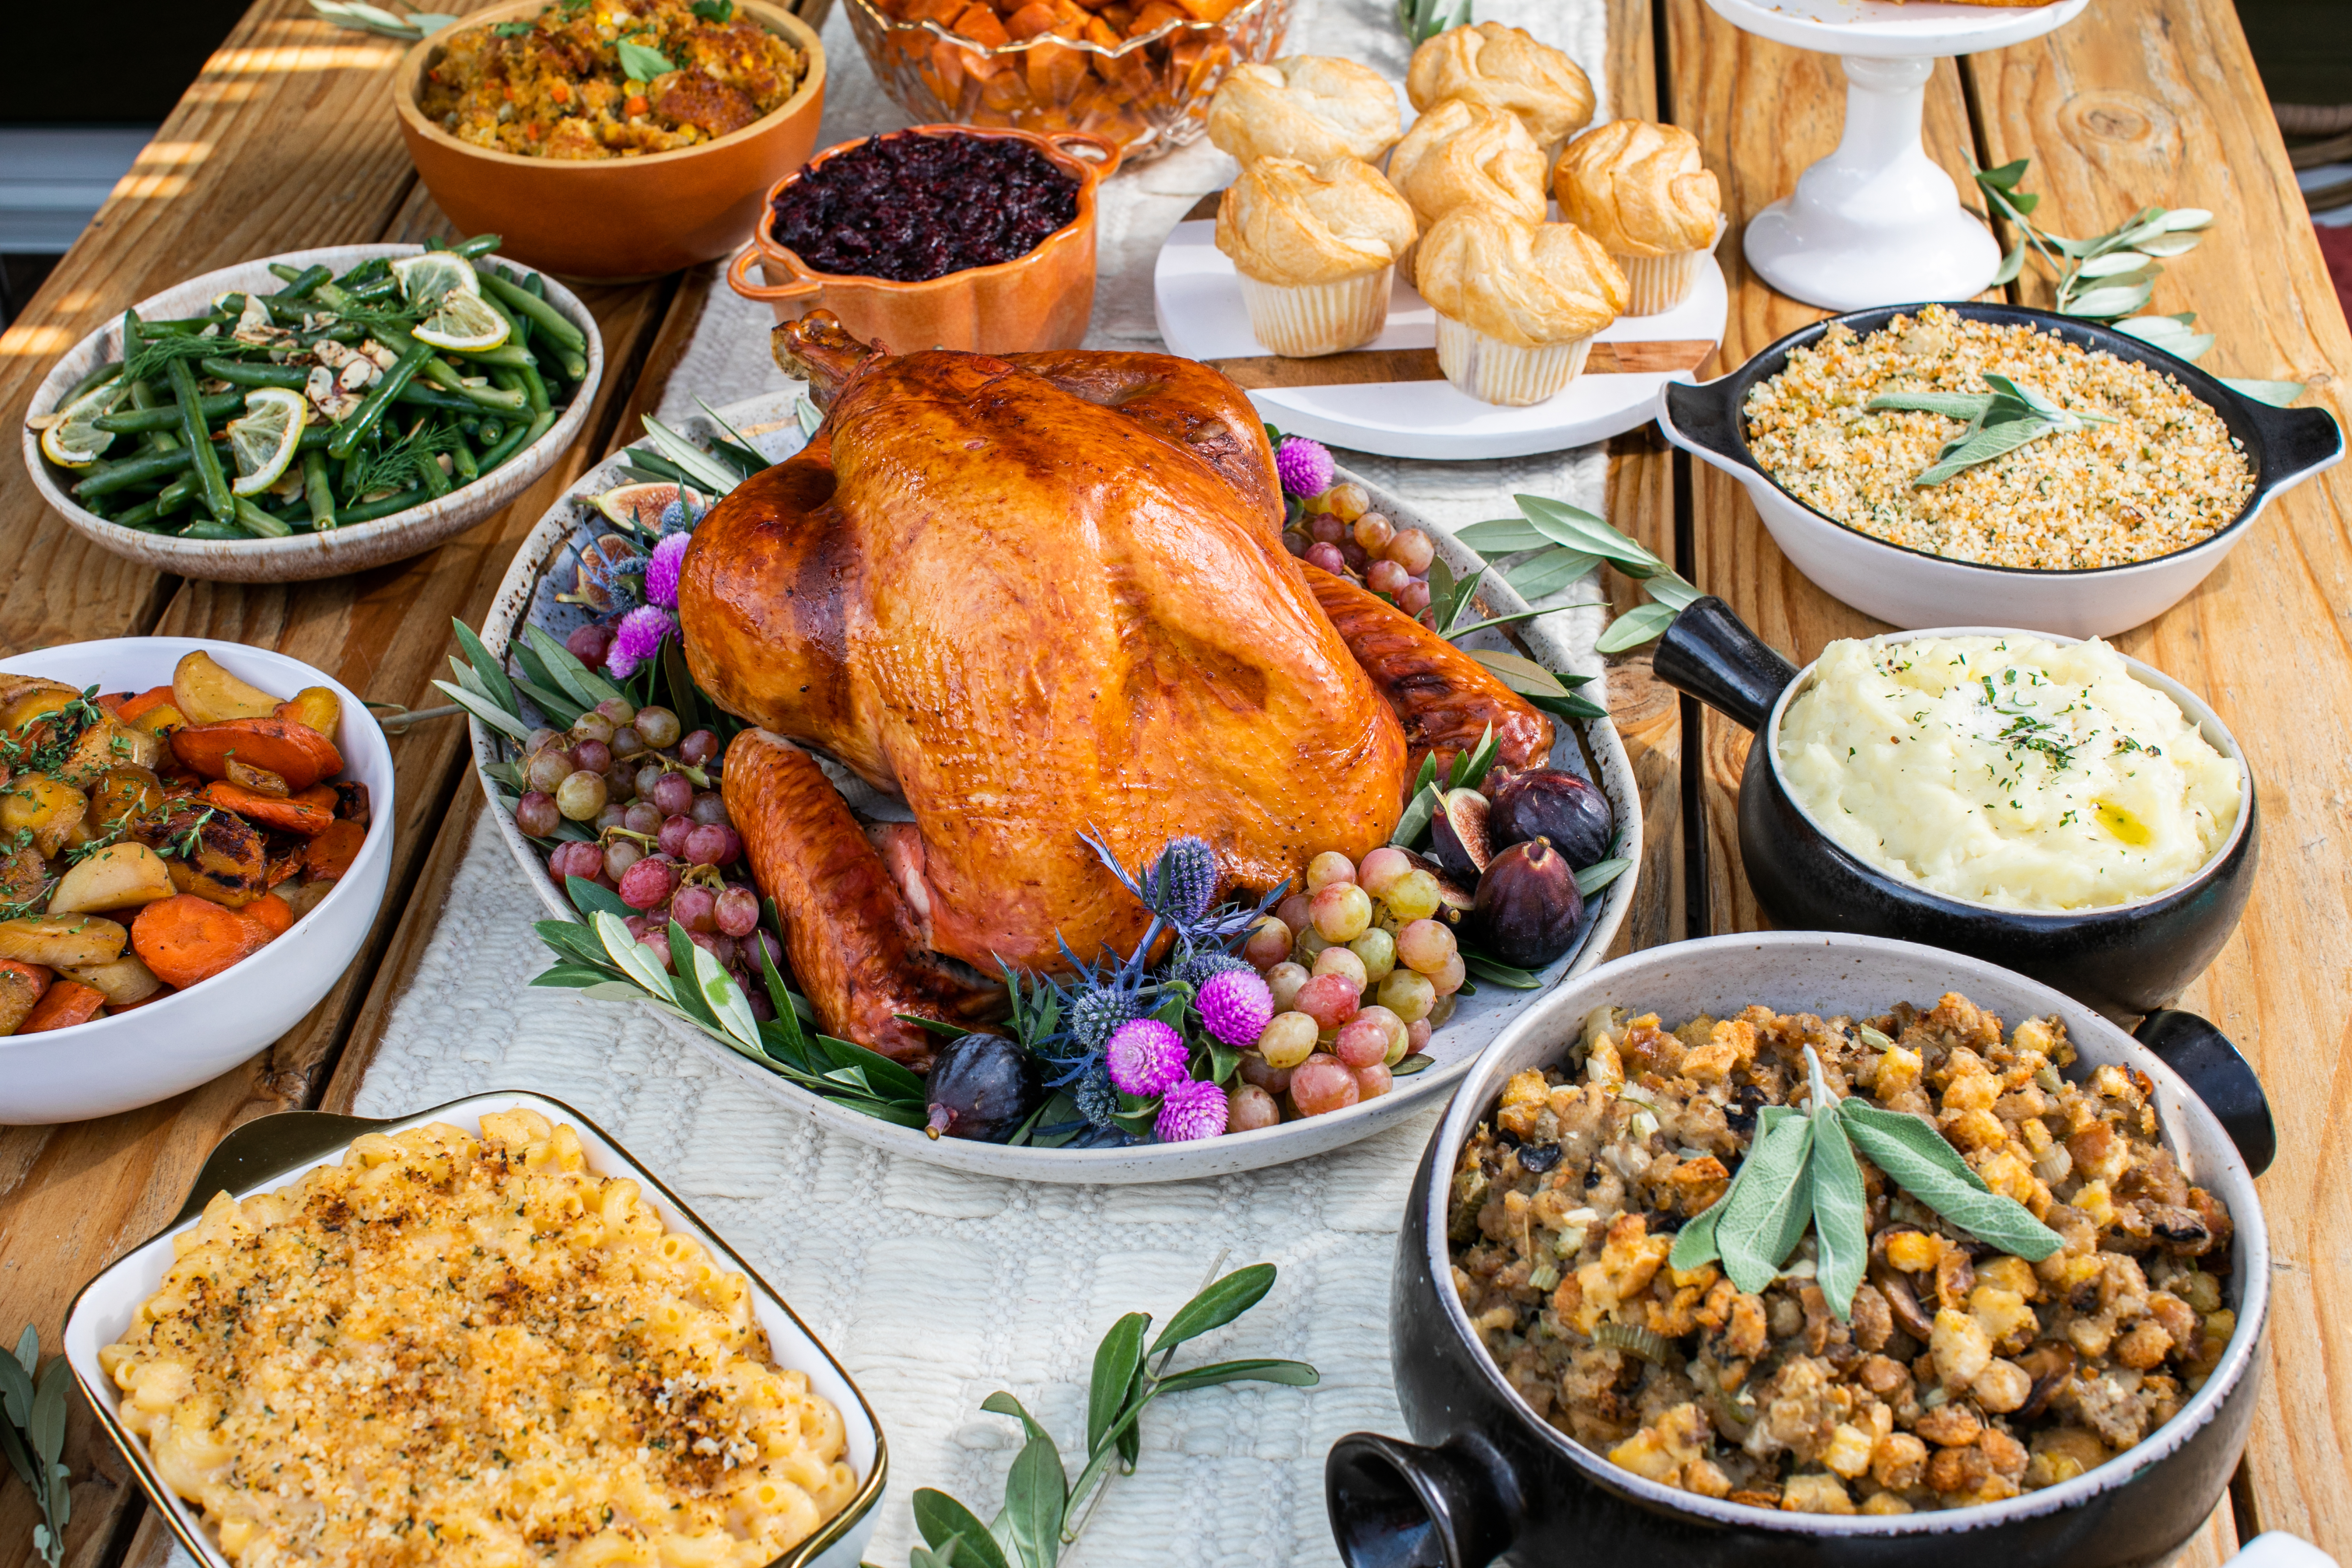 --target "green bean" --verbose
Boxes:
[518,362,551,415]
[398,384,492,415]
[476,267,587,355]
[525,270,547,300]
[157,474,197,512]
[479,408,554,471]
[349,275,400,302]
[54,360,125,410]
[448,427,479,483]
[75,445,193,498]
[310,280,361,314]
[168,357,234,523]
[137,315,228,336]
[230,497,292,538]
[328,337,434,459]
[340,258,391,285]
[179,517,247,540]
[455,343,538,371]
[338,485,430,523]
[416,440,452,499]
[99,393,242,433]
[115,495,189,530]
[303,450,336,531]
[203,358,310,390]
[452,234,504,258]
[269,263,332,300]
[417,357,528,410]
